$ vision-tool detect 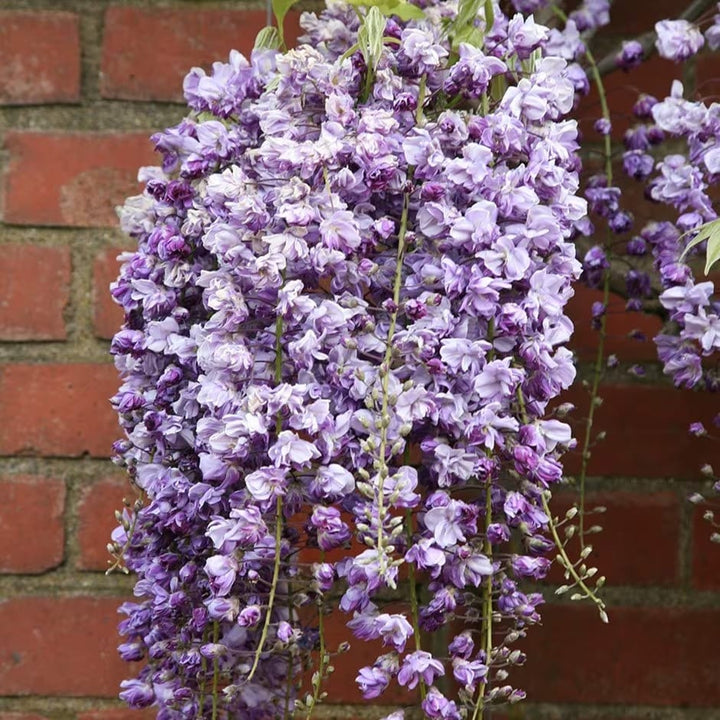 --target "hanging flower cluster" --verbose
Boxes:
[107,0,645,718]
